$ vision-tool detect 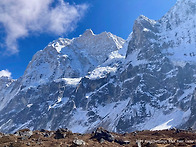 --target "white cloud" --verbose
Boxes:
[0,0,88,54]
[0,70,11,78]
